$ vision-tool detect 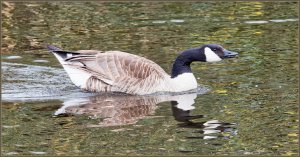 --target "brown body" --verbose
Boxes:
[61,50,173,95]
